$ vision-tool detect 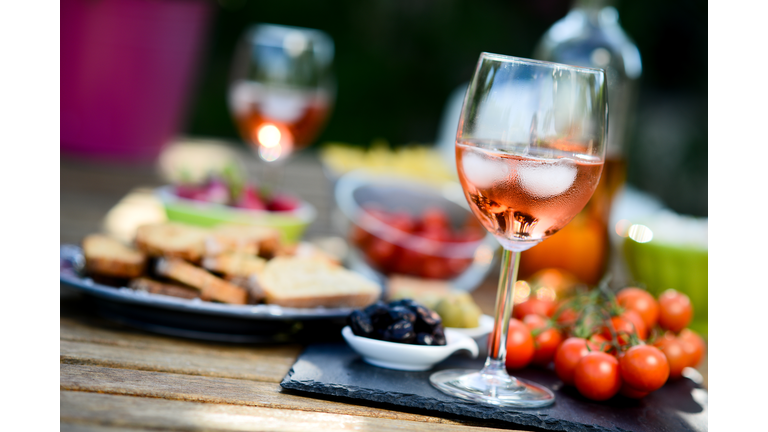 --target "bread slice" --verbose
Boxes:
[128,277,200,300]
[83,234,147,278]
[256,256,381,308]
[275,242,340,266]
[205,224,281,259]
[202,252,267,278]
[224,275,265,304]
[155,258,248,305]
[135,222,210,263]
